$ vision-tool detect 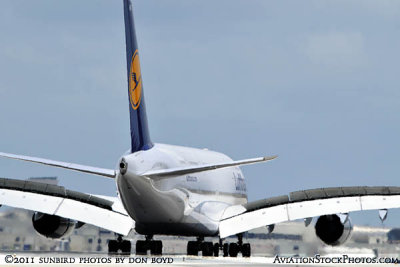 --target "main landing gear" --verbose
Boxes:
[135,235,163,255]
[187,237,219,257]
[224,233,251,257]
[108,235,131,255]
[186,234,251,257]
